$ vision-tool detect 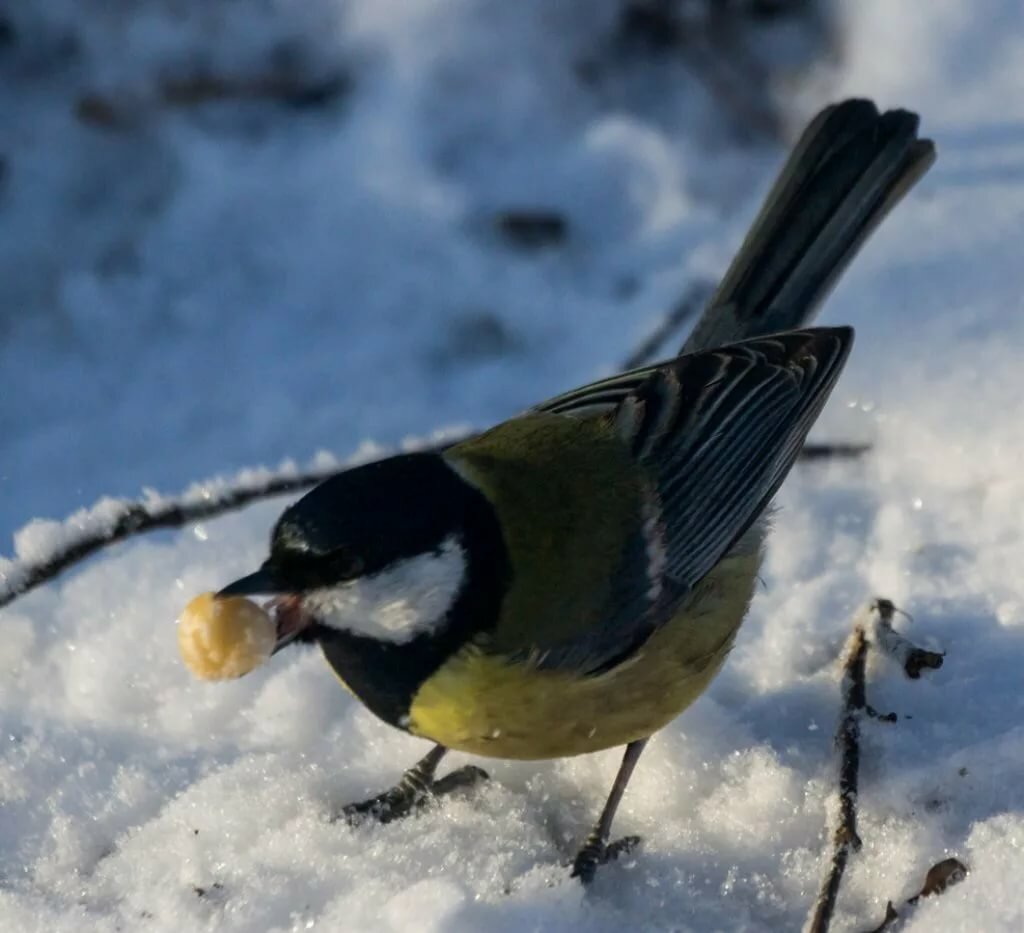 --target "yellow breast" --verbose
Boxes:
[407,544,762,759]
